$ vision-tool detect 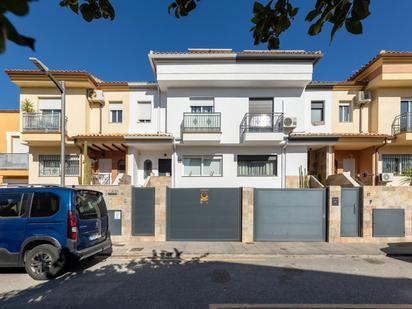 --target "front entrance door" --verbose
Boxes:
[158,159,172,176]
[343,158,356,177]
[98,159,112,184]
